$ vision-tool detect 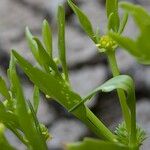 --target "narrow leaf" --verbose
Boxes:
[120,2,150,30]
[109,33,139,57]
[12,50,83,110]
[32,86,40,114]
[67,138,129,150]
[42,20,53,57]
[67,0,96,43]
[0,76,10,99]
[118,12,128,34]
[106,0,120,32]
[34,38,60,76]
[25,27,42,65]
[83,75,136,144]
[27,100,48,145]
[57,5,69,82]
[11,64,47,150]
